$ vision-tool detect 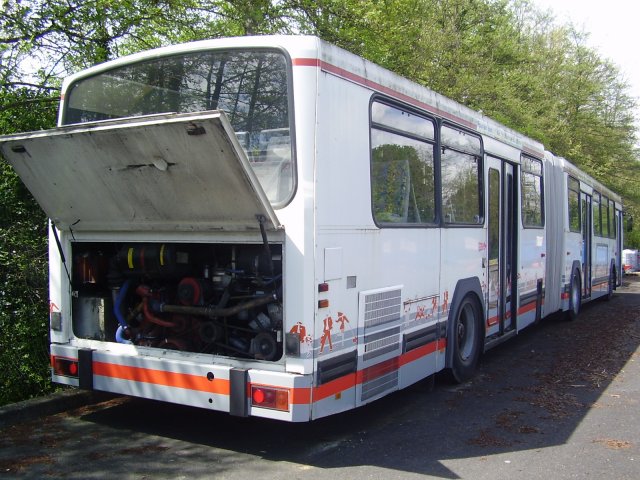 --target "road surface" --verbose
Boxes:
[1,276,639,479]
